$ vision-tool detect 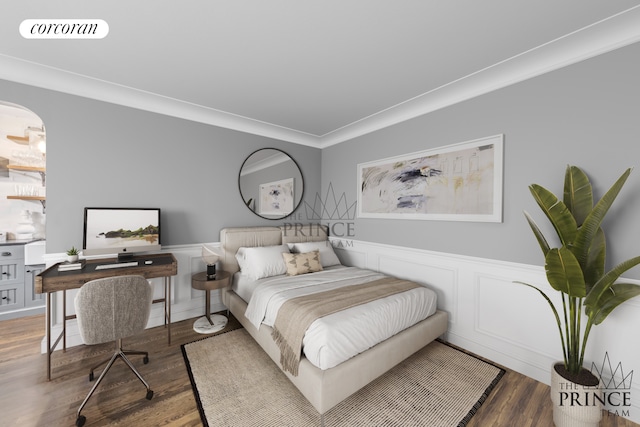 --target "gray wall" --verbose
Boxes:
[0,79,321,252]
[322,42,640,278]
